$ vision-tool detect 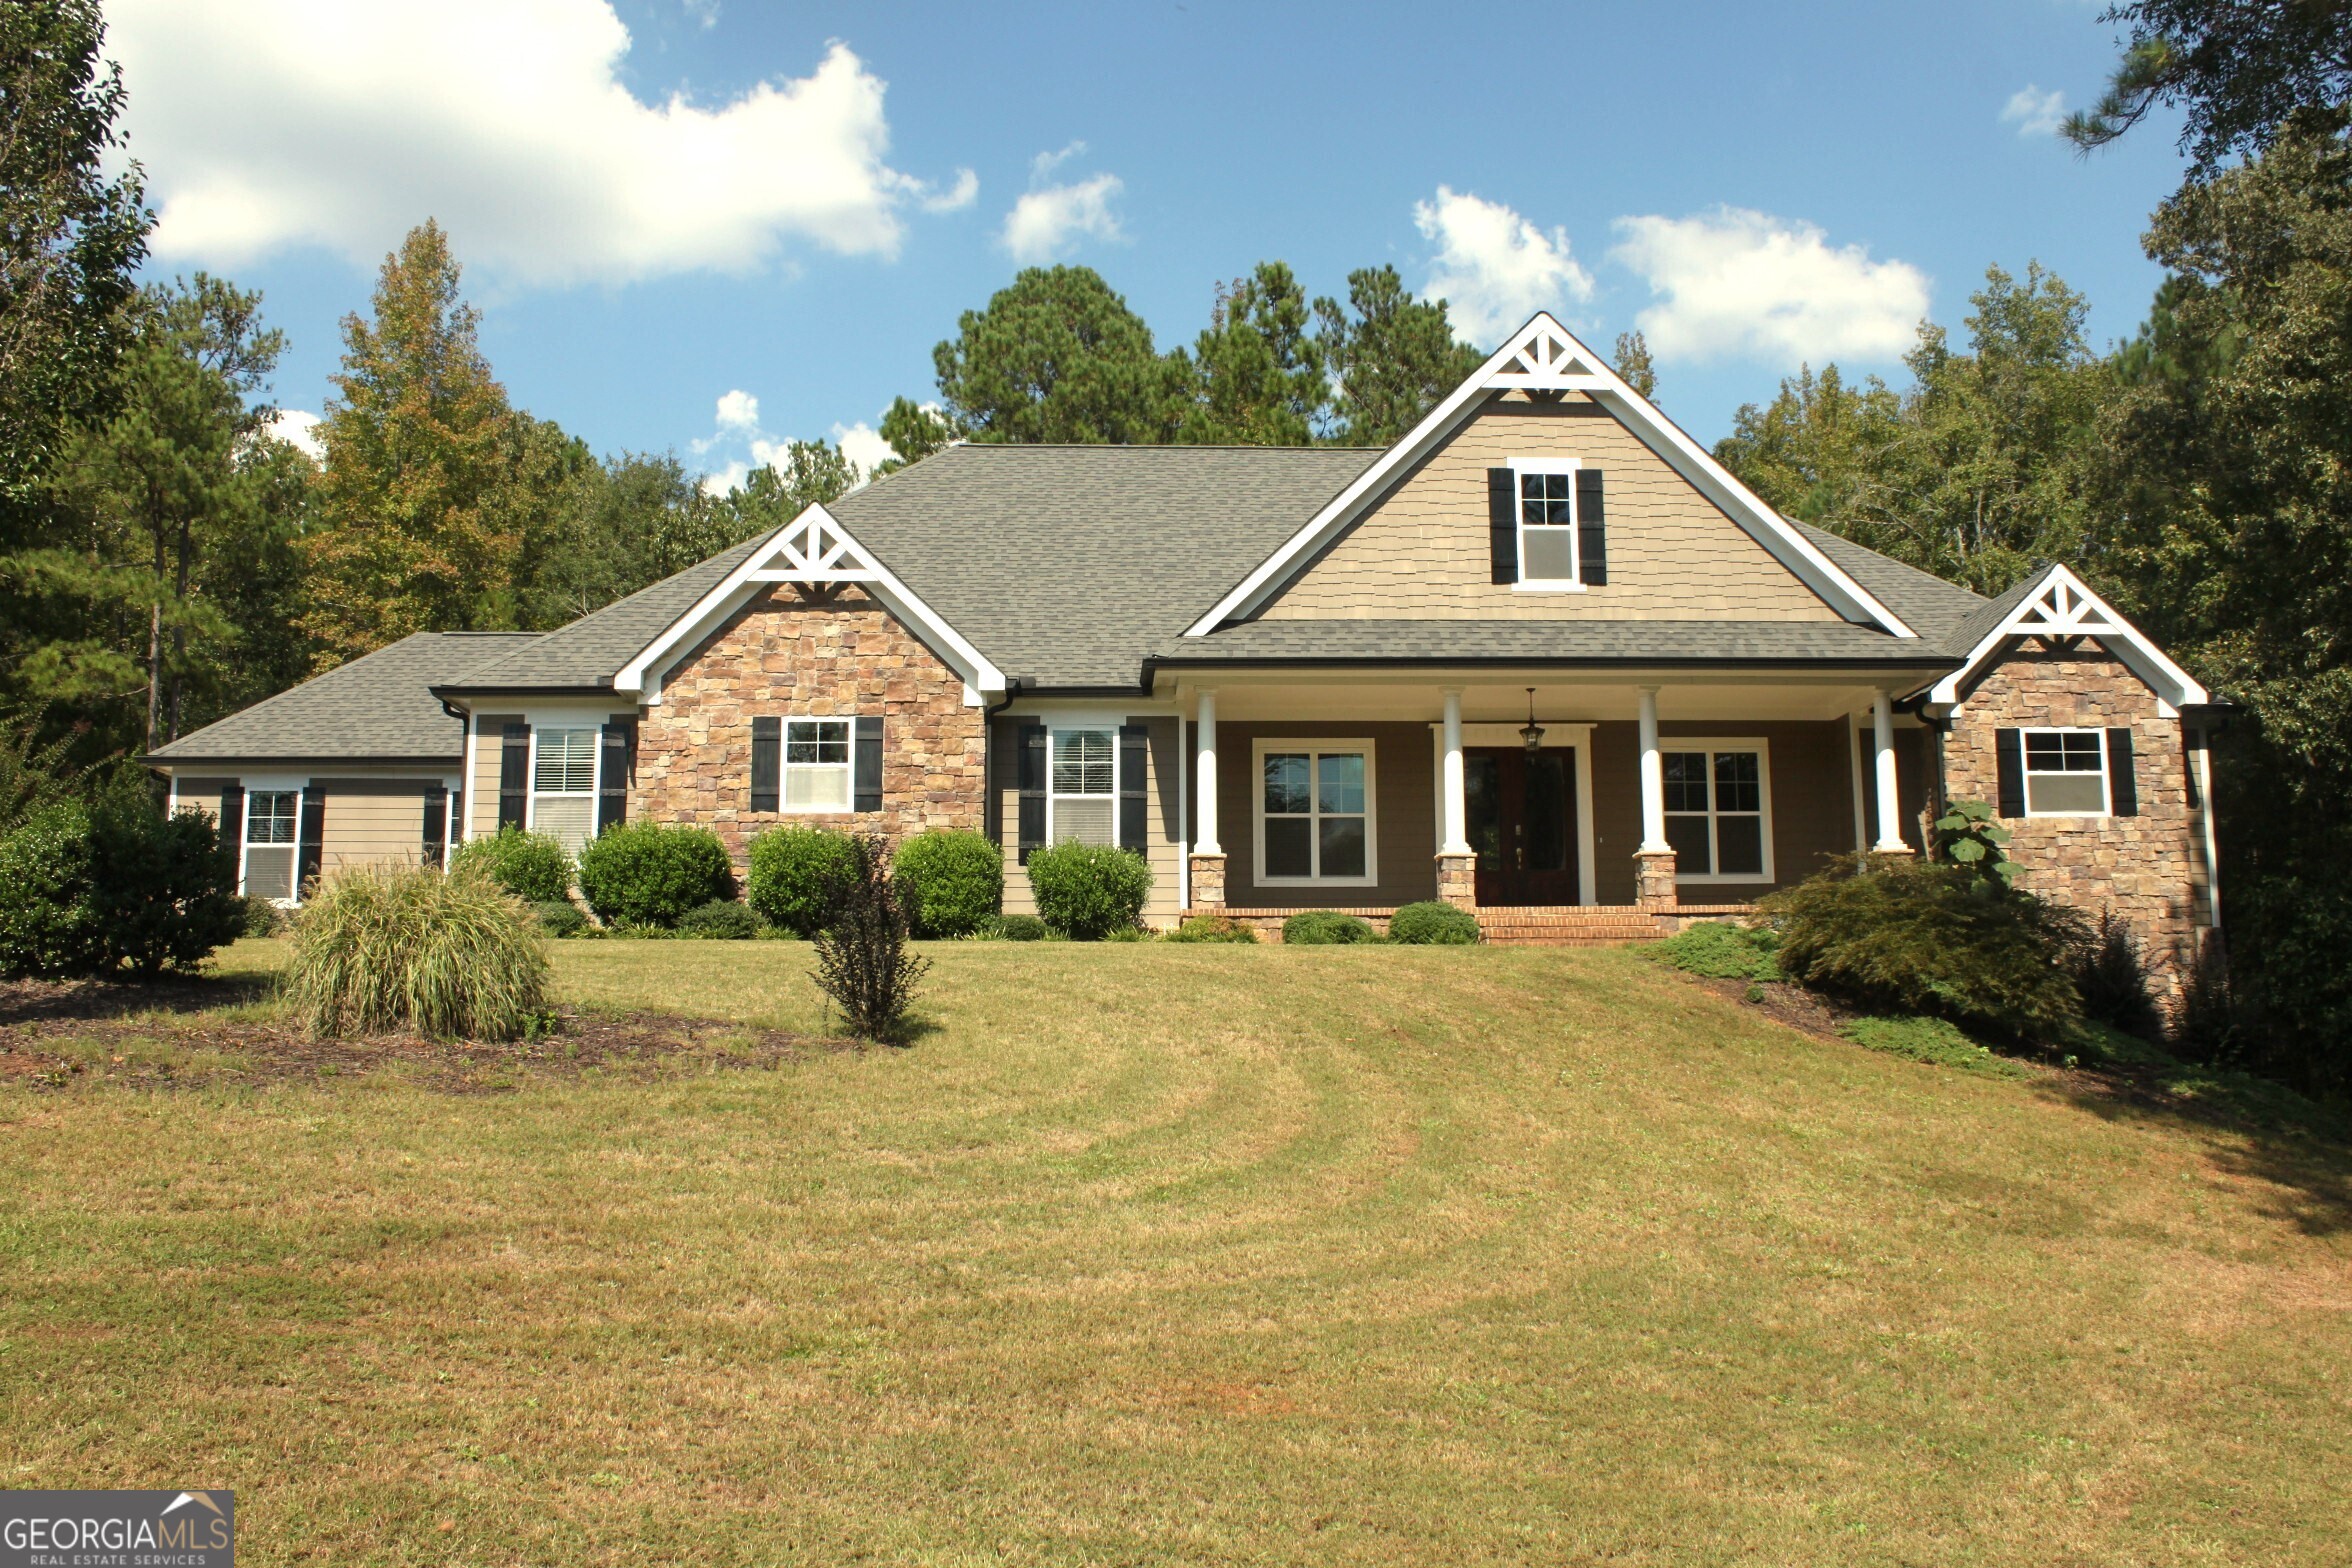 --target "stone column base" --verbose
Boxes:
[1634,849,1679,911]
[1435,852,1478,909]
[1188,853,1227,910]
